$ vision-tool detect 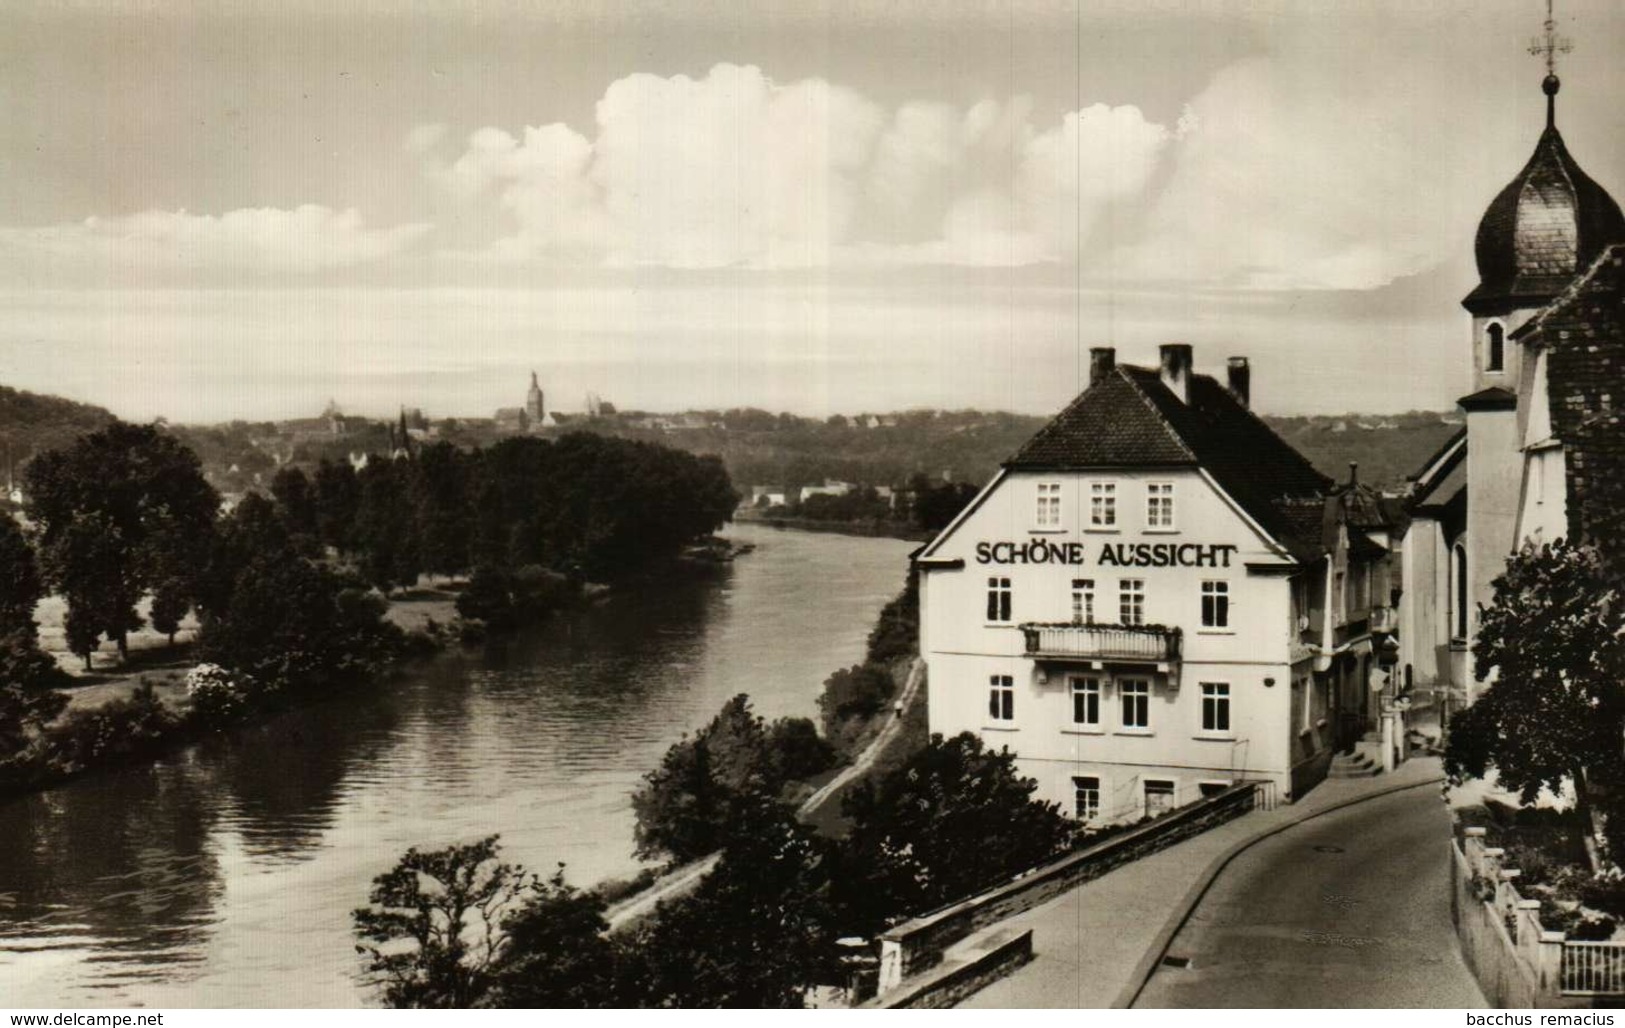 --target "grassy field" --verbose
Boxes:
[33,582,464,714]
